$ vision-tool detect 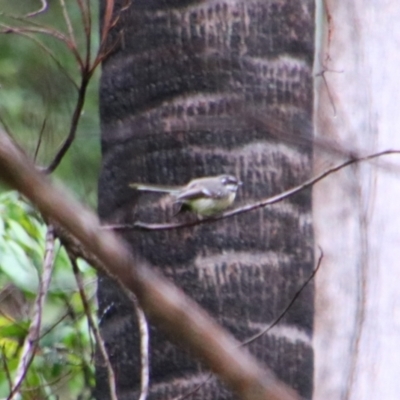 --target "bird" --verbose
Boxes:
[129,174,241,217]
